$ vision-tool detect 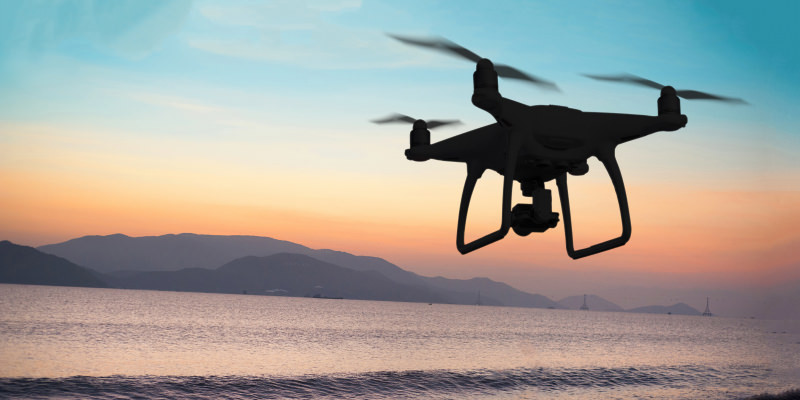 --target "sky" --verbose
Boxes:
[1,0,798,307]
